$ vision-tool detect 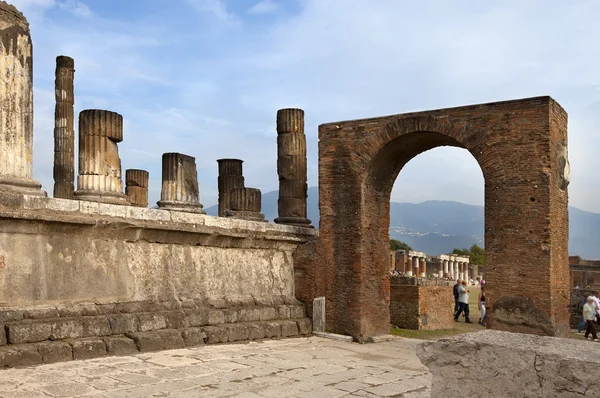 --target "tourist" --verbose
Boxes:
[453,279,462,314]
[454,281,472,323]
[578,295,587,334]
[478,286,487,326]
[583,296,599,341]
[592,291,600,324]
